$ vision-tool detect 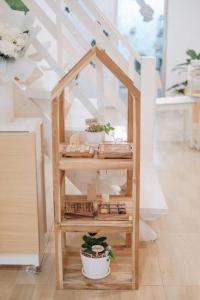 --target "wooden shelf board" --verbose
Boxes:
[64,195,133,202]
[59,157,133,170]
[63,246,134,290]
[60,217,133,232]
